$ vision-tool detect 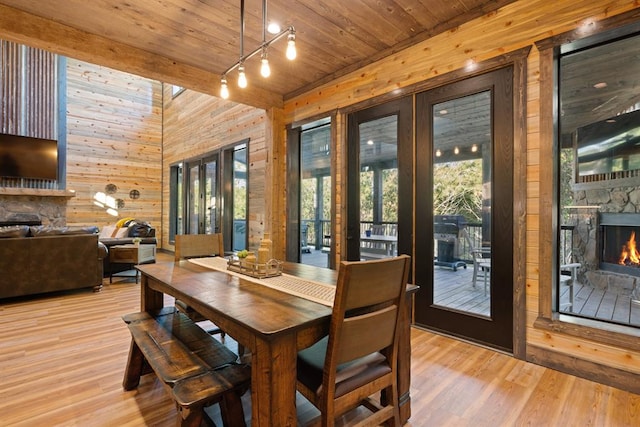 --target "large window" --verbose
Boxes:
[556,26,640,328]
